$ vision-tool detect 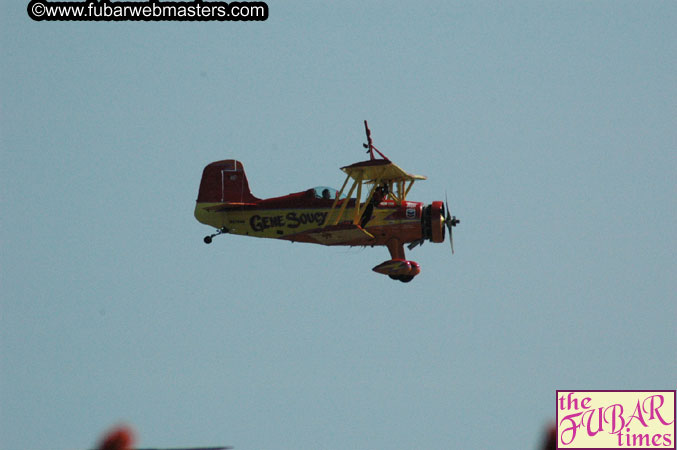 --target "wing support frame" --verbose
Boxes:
[325,122,427,227]
[325,168,388,227]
